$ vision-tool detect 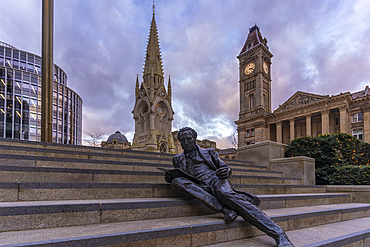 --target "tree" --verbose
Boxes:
[84,131,104,147]
[229,130,238,148]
